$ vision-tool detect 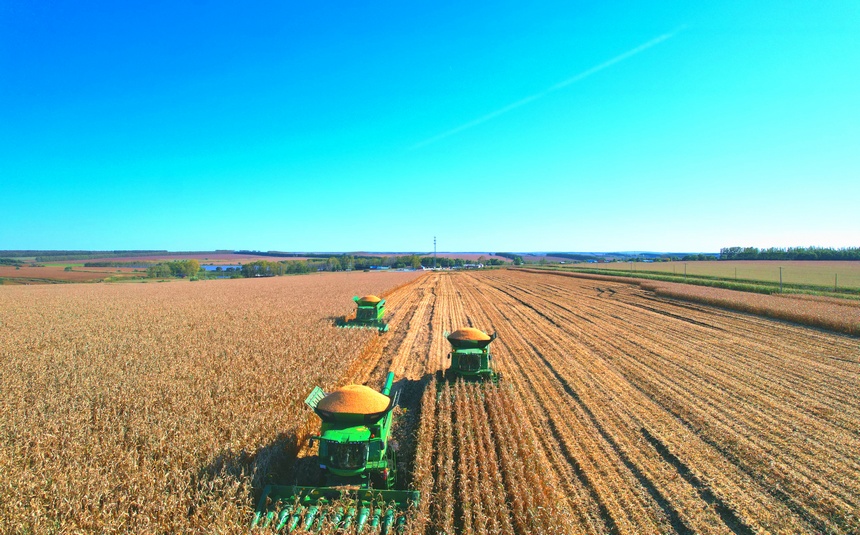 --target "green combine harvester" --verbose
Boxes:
[338,295,389,333]
[252,371,417,533]
[444,327,501,383]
